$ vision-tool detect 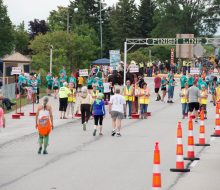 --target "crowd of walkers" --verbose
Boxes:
[7,61,219,154]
